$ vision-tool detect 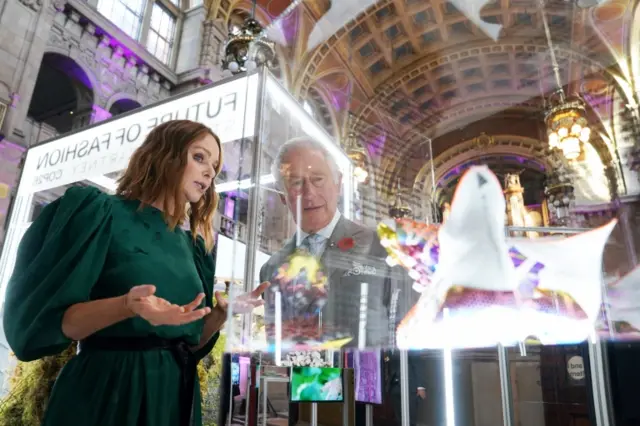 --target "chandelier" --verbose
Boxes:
[538,0,591,161]
[389,178,412,219]
[545,97,591,161]
[222,17,275,74]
